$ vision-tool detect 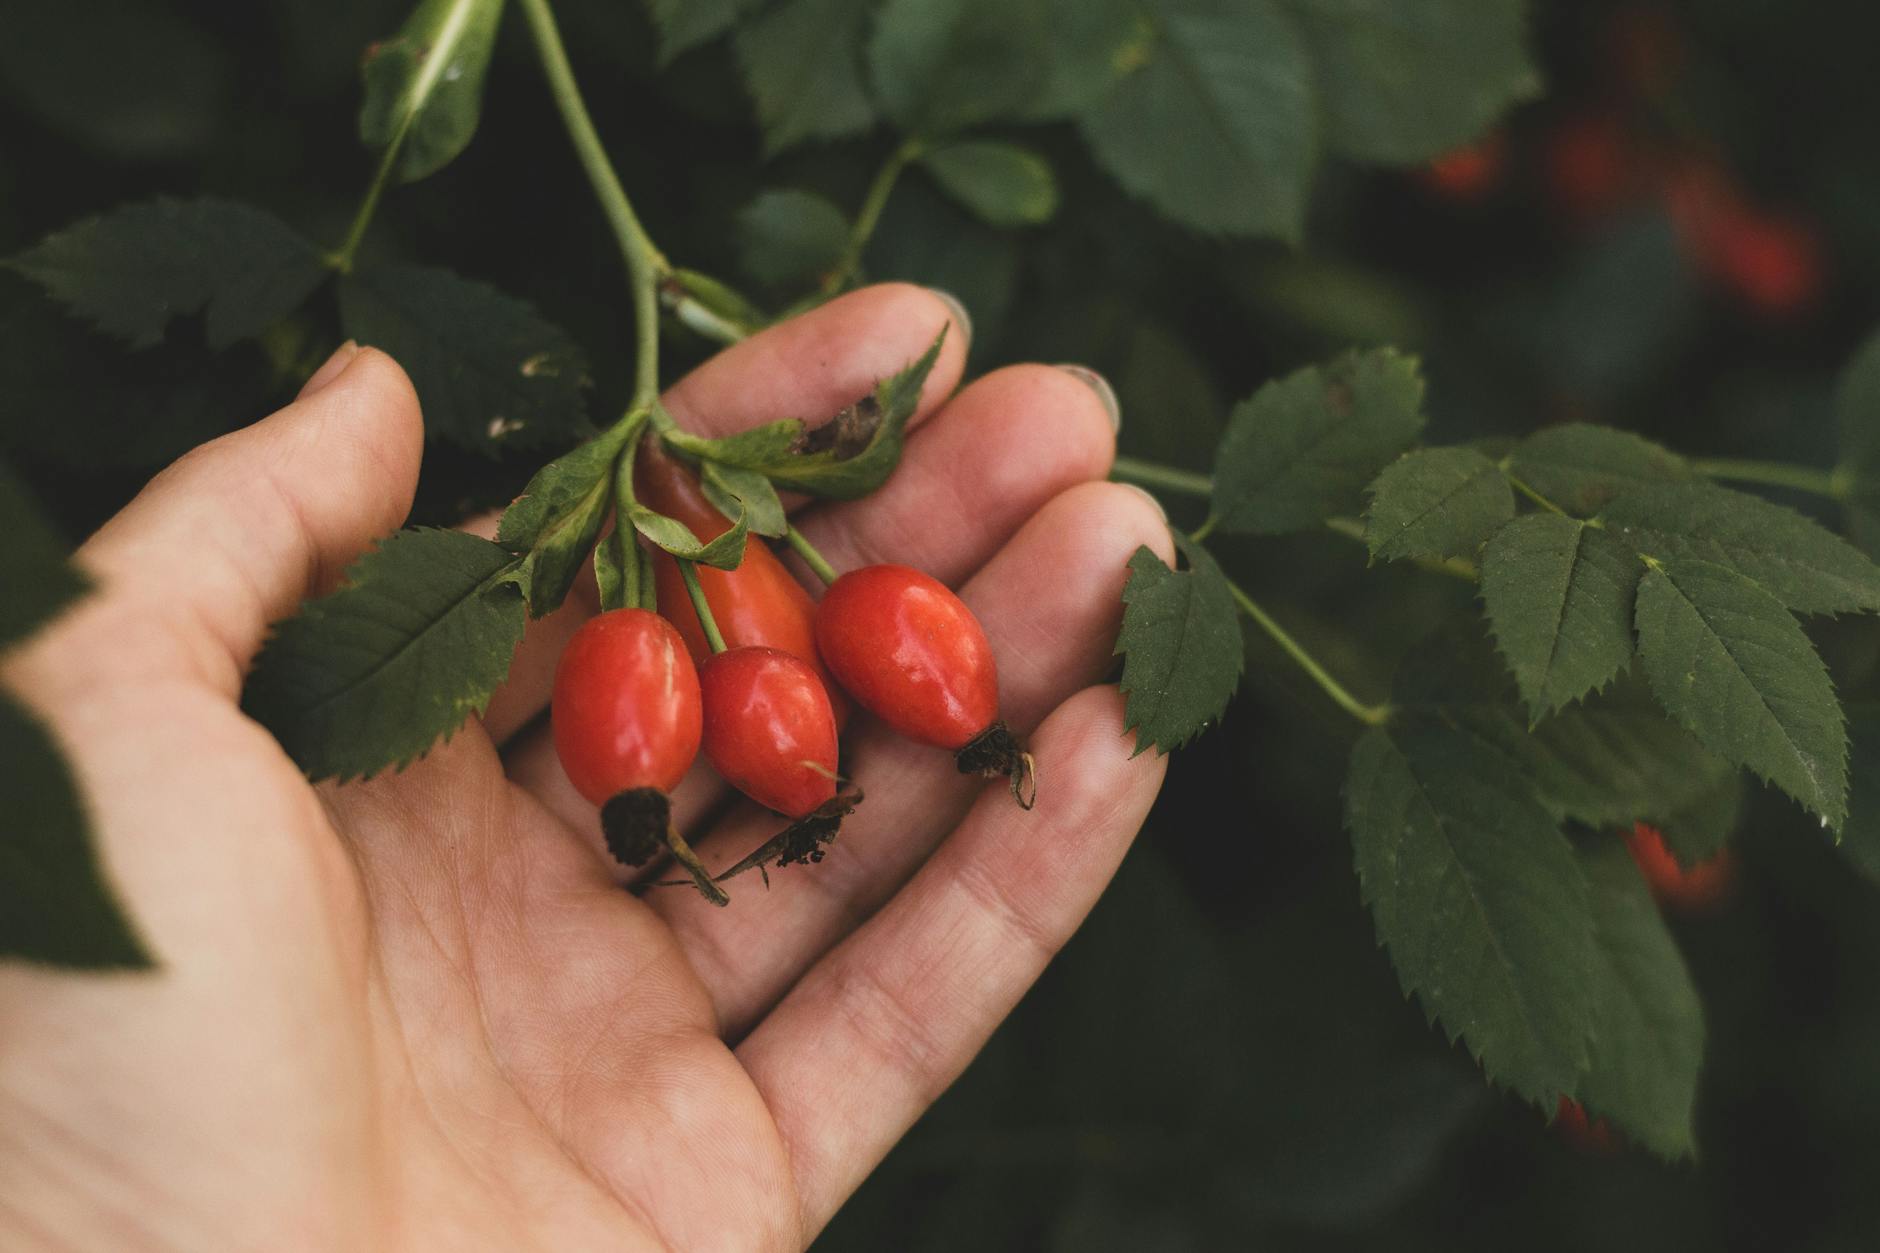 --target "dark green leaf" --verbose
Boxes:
[1285,0,1540,164]
[0,460,90,648]
[734,0,877,154]
[1576,836,1703,1161]
[1635,557,1847,827]
[0,690,150,969]
[645,0,759,63]
[1840,705,1880,882]
[339,263,590,454]
[5,198,327,350]
[919,141,1059,227]
[658,329,945,498]
[1344,724,1596,1106]
[1115,536,1243,754]
[358,0,505,183]
[1510,423,1691,517]
[1604,481,1880,616]
[241,529,527,781]
[1078,0,1315,239]
[869,0,1049,135]
[700,460,788,537]
[1363,447,1512,562]
[737,190,850,289]
[627,502,750,571]
[1211,348,1426,535]
[1021,0,1144,119]
[1655,769,1743,866]
[1480,513,1641,720]
[497,425,631,617]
